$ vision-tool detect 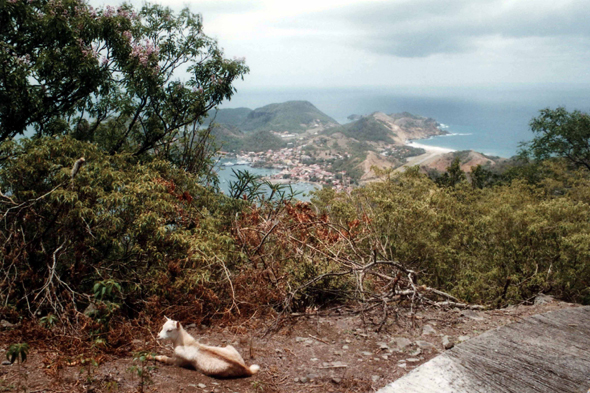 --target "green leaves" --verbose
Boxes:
[0,0,114,139]
[520,107,590,171]
[0,136,239,318]
[1,0,248,179]
[39,313,58,329]
[93,279,121,302]
[6,343,29,365]
[314,168,590,306]
[228,169,301,204]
